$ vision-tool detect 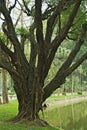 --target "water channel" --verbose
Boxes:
[45,100,87,130]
